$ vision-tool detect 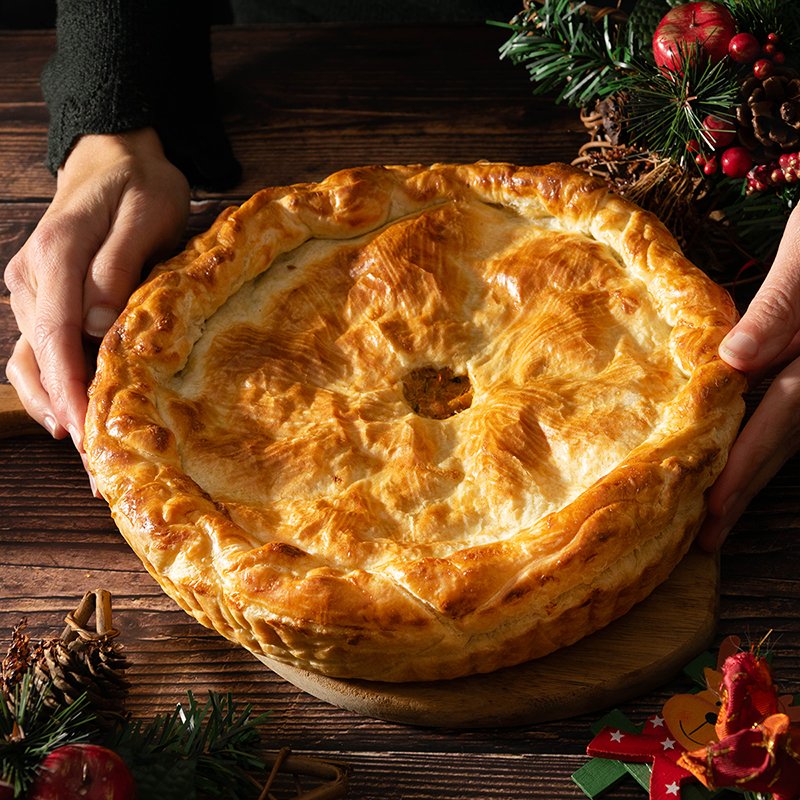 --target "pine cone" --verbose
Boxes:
[737,69,800,159]
[33,590,131,727]
[596,93,629,145]
[1,621,33,693]
[33,636,130,724]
